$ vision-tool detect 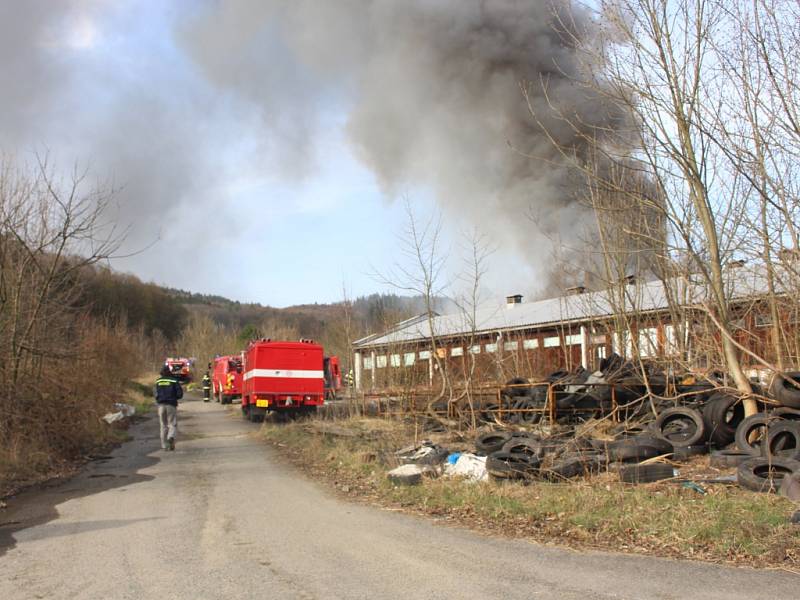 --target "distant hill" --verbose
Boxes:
[163,286,443,341]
